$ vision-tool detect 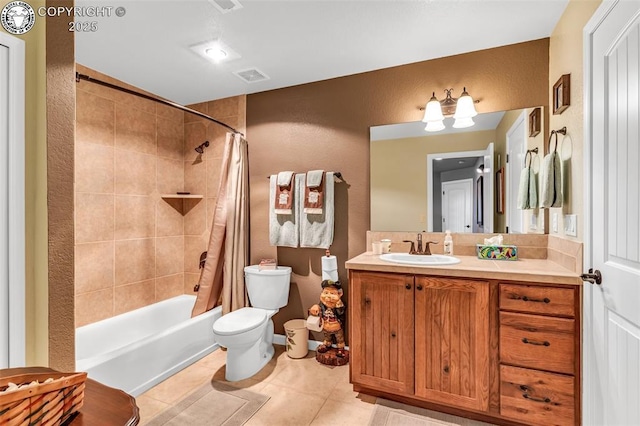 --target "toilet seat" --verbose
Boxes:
[213,308,267,336]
